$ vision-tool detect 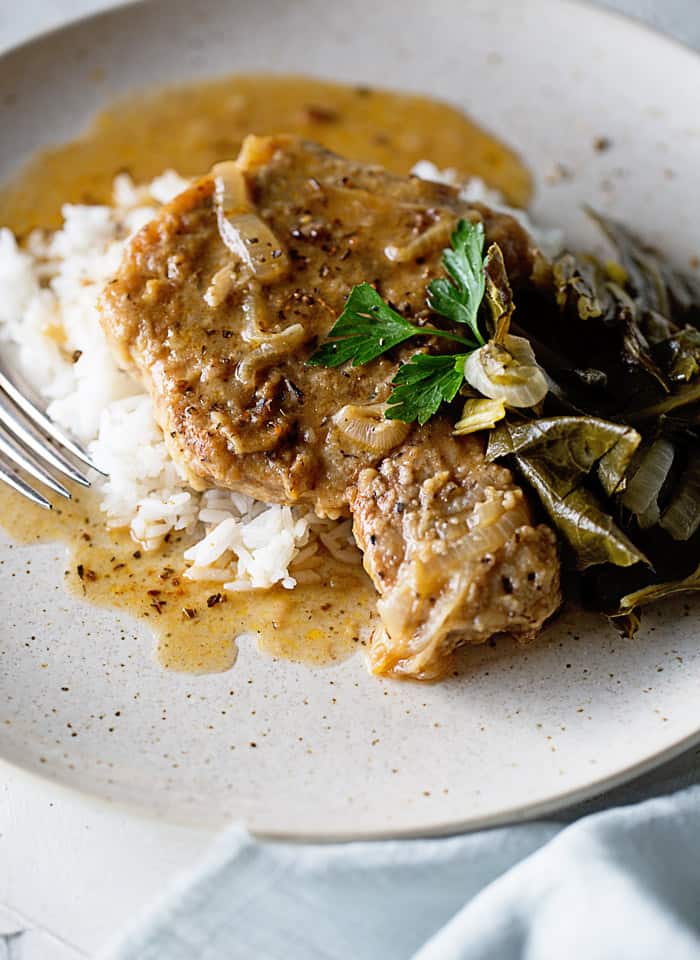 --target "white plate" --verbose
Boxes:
[0,0,698,840]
